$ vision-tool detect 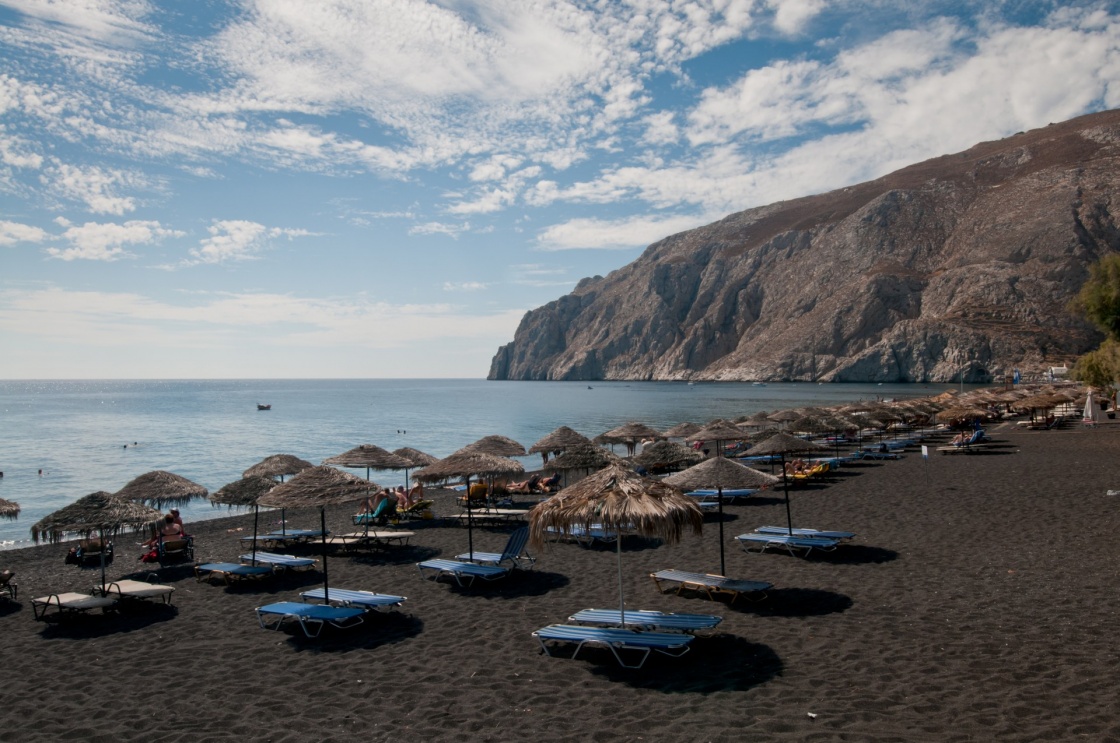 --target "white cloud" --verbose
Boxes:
[536,212,712,251]
[46,218,182,261]
[0,219,49,246]
[443,281,488,291]
[43,162,140,214]
[408,221,471,238]
[767,0,826,35]
[187,220,311,265]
